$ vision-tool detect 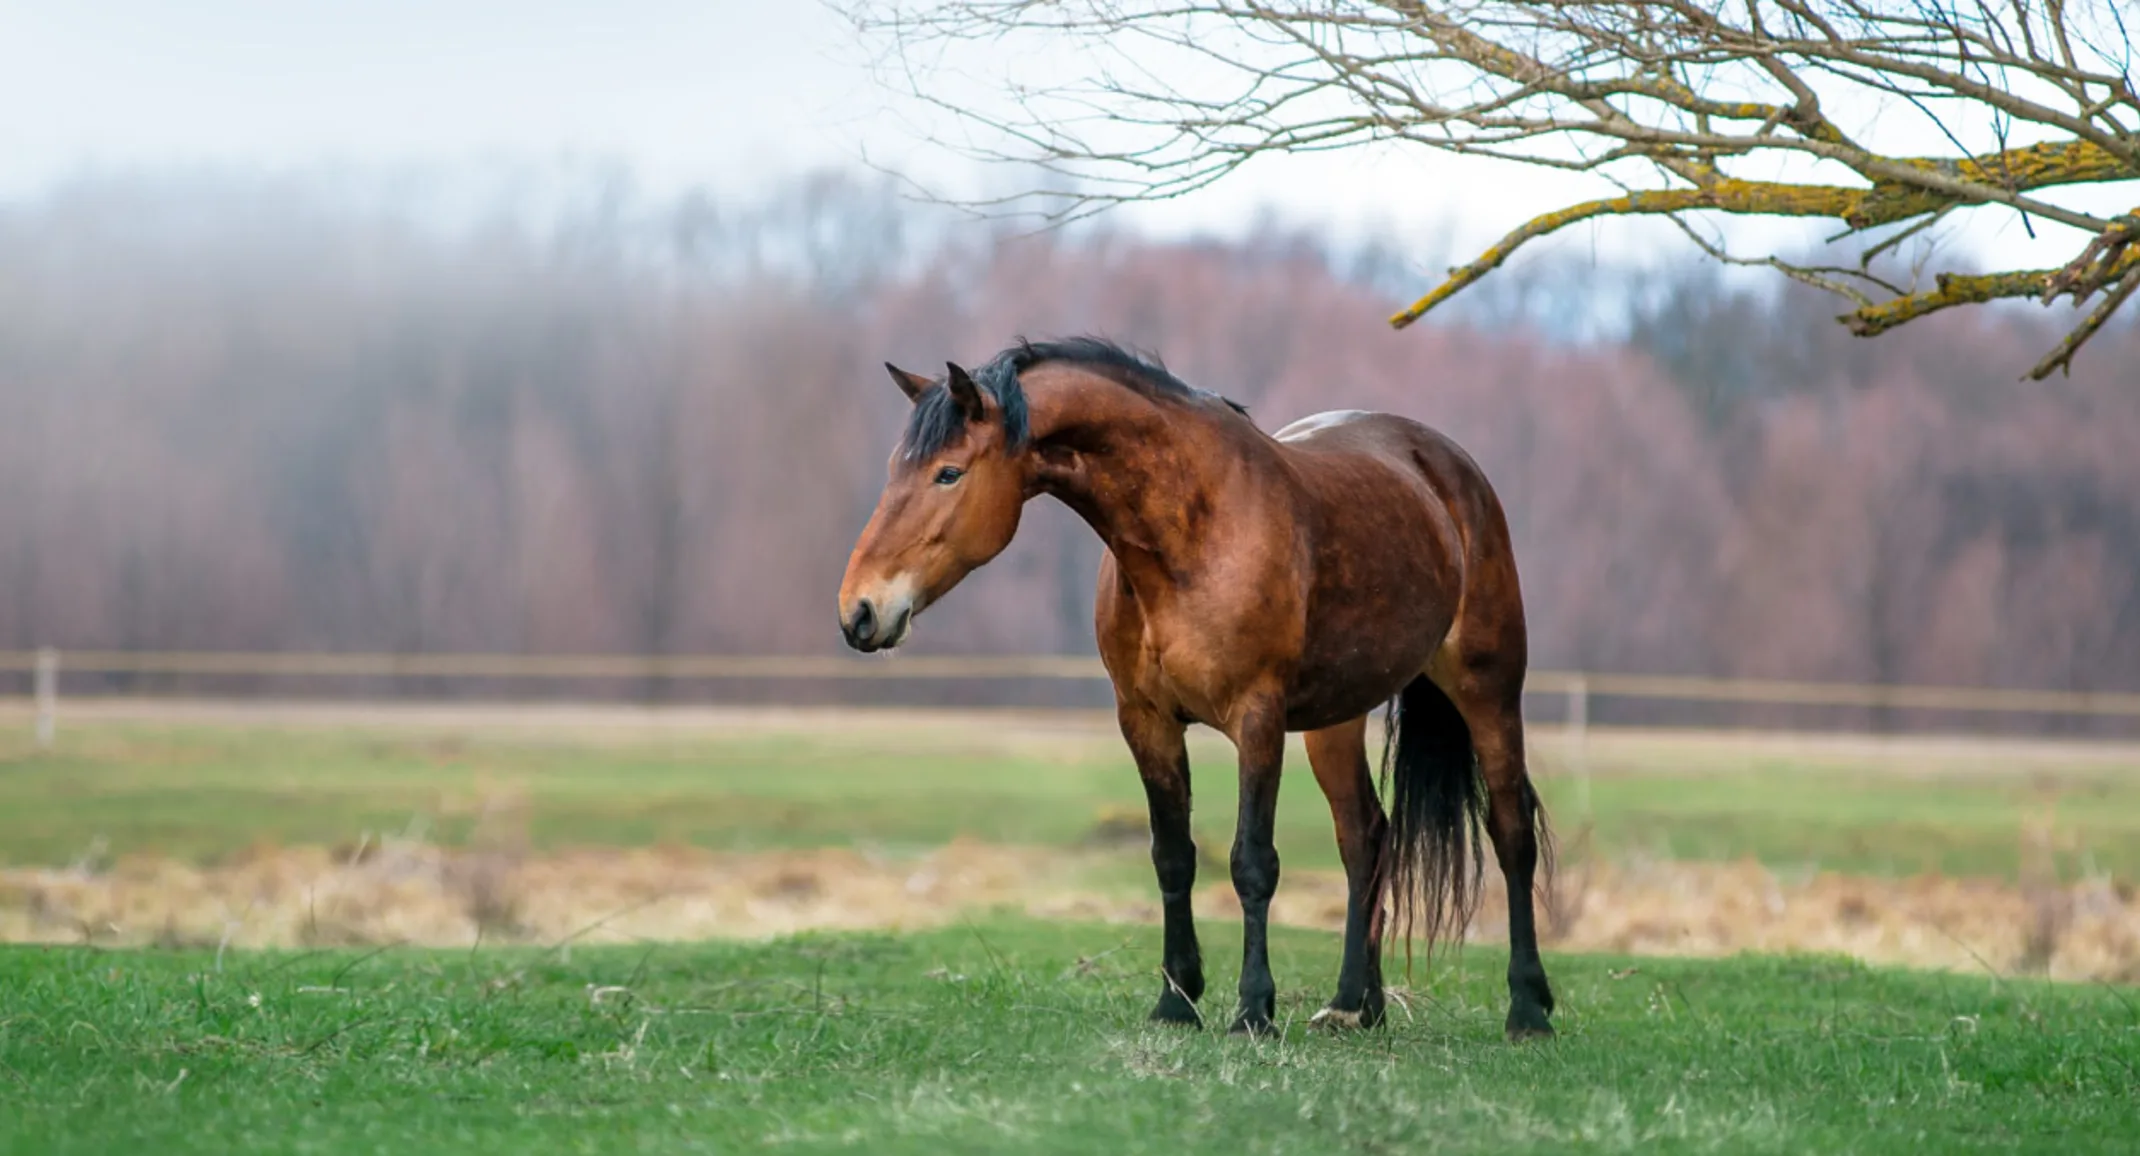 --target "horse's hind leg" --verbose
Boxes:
[1117,703,1205,1026]
[1304,716,1388,1030]
[1449,684,1556,1039]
